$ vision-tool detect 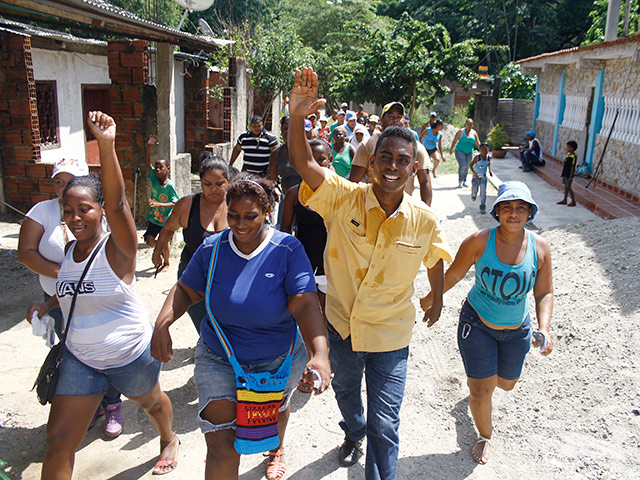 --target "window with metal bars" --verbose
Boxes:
[36,81,60,149]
